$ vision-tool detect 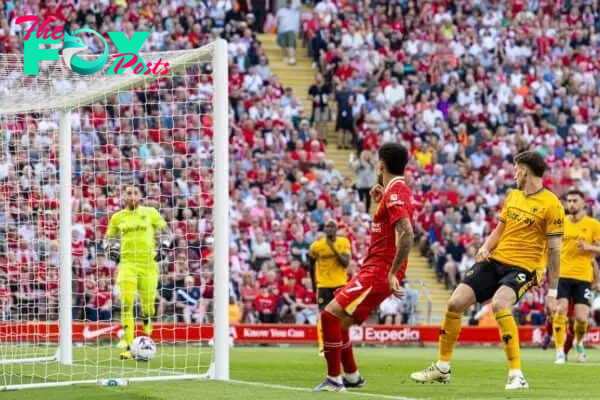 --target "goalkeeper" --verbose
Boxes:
[105,185,169,360]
